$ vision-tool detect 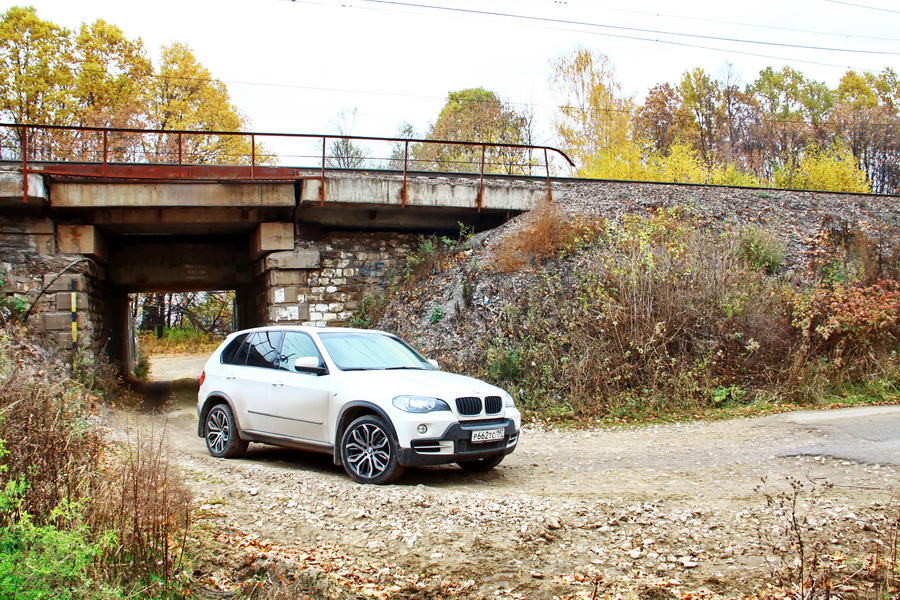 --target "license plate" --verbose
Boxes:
[471,428,505,443]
